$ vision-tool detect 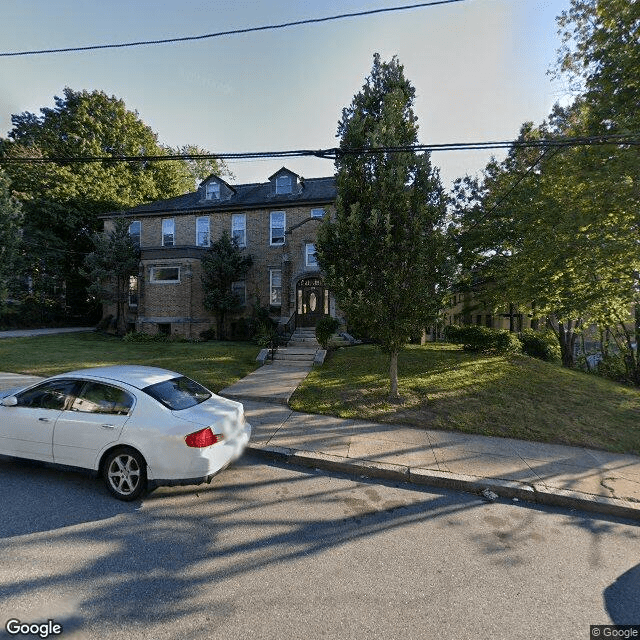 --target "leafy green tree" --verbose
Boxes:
[0,169,23,308]
[555,0,640,134]
[201,232,253,340]
[317,54,451,400]
[83,218,140,335]
[1,88,219,319]
[173,144,230,189]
